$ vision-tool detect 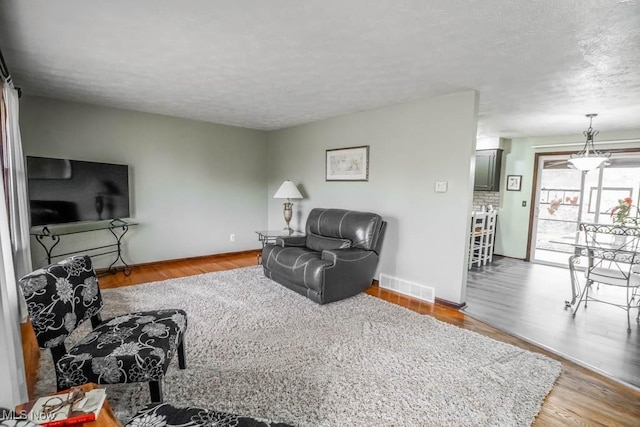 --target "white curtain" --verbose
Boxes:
[1,83,32,320]
[0,83,28,405]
